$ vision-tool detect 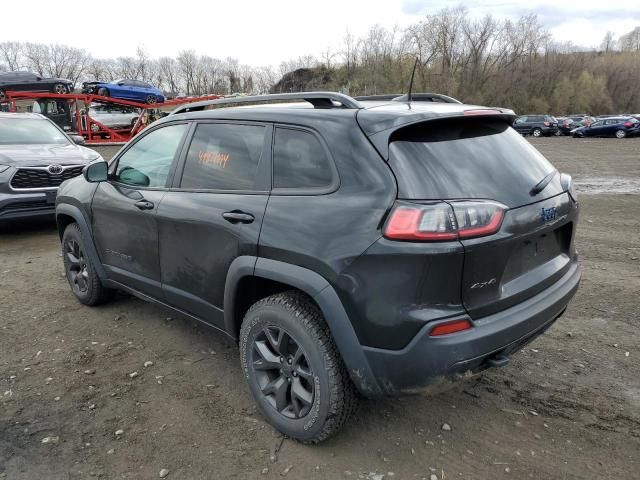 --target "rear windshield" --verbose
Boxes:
[388,118,558,207]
